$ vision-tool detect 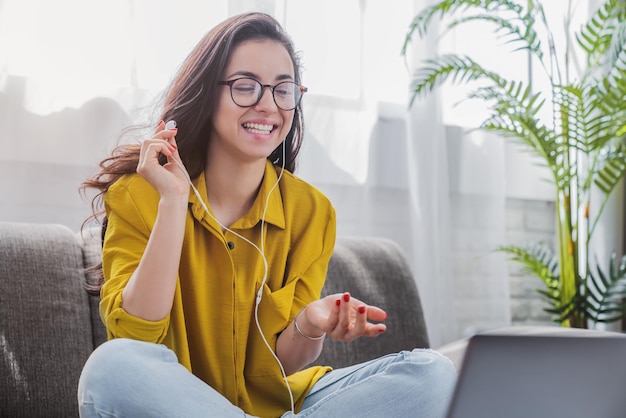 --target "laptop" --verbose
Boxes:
[446,333,626,418]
